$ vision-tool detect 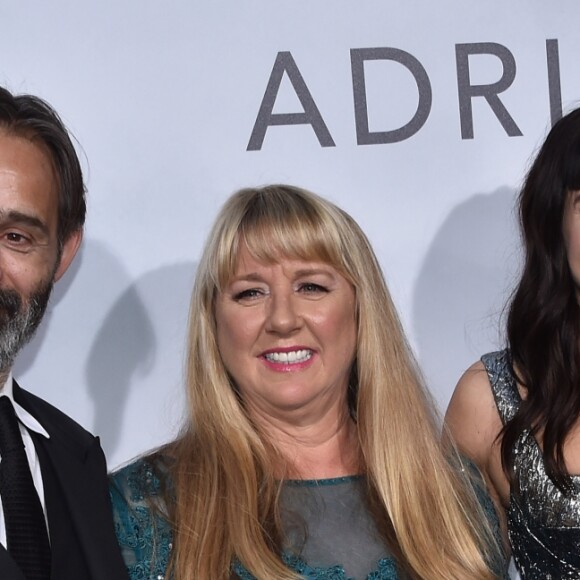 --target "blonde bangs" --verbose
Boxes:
[209,185,352,291]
